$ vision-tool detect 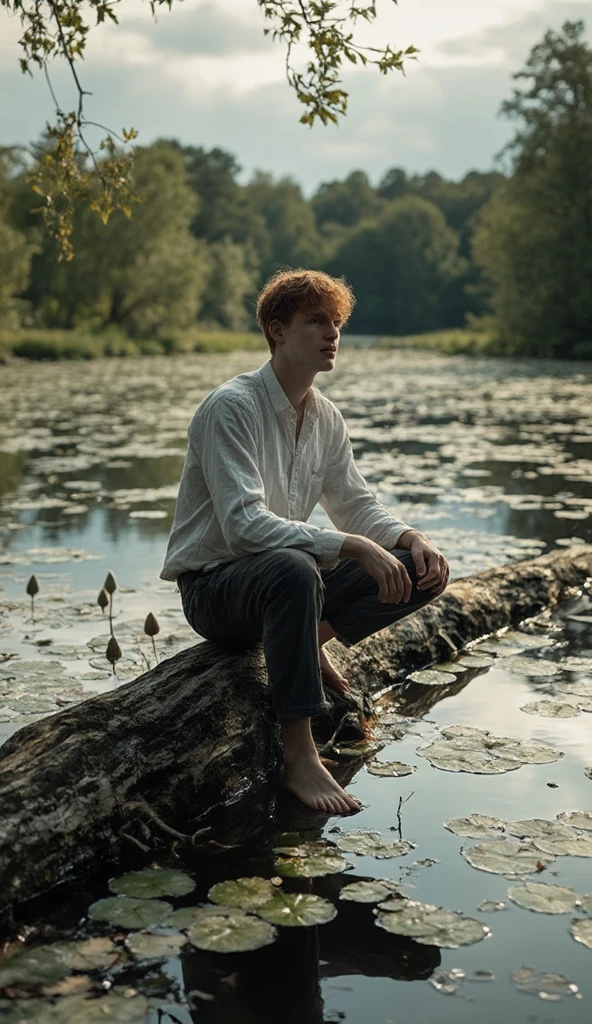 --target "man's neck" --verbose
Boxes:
[269,356,315,413]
